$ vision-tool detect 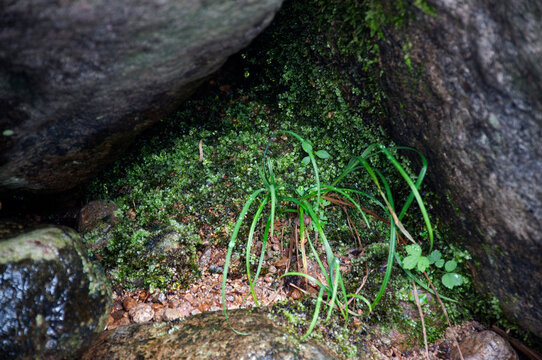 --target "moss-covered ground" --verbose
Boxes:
[81,0,531,356]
